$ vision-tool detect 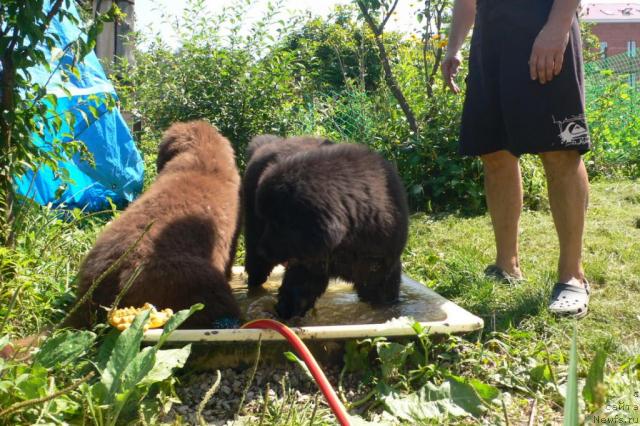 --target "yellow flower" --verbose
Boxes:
[431,34,440,40]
